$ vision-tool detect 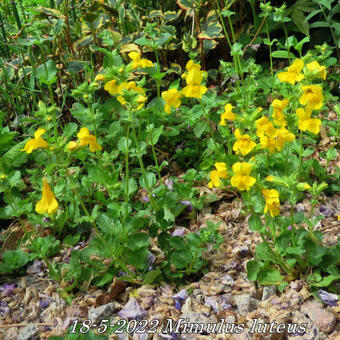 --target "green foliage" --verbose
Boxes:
[0,0,338,307]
